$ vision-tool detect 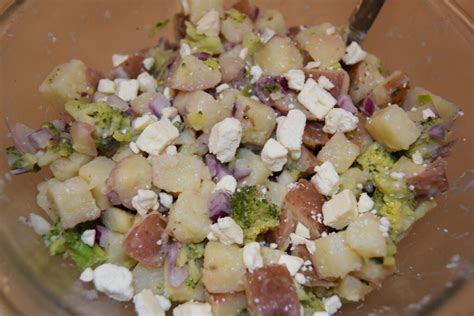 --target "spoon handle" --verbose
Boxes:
[347,0,386,44]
